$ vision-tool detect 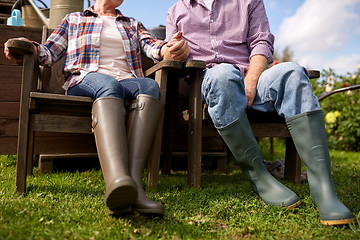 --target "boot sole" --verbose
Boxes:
[320,218,354,225]
[133,206,165,216]
[261,198,301,210]
[255,193,301,209]
[105,180,138,210]
[286,199,301,210]
[108,205,132,218]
